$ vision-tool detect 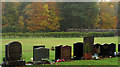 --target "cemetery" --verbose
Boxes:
[1,36,119,66]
